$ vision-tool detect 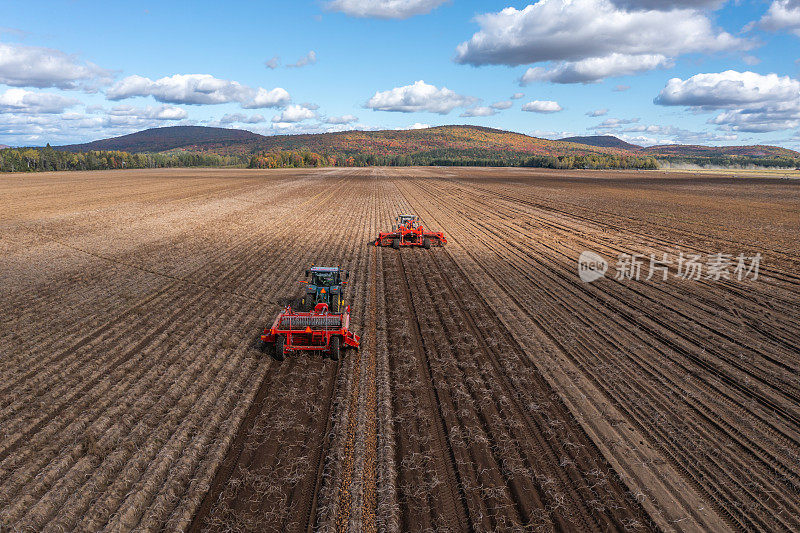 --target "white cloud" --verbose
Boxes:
[325,114,358,124]
[654,70,800,133]
[759,1,800,37]
[593,117,641,128]
[460,106,496,117]
[612,0,724,9]
[325,0,449,19]
[265,56,280,69]
[614,84,631,92]
[406,123,431,129]
[107,74,290,109]
[0,88,79,114]
[108,104,188,120]
[0,42,113,91]
[655,71,800,108]
[521,54,673,84]
[287,50,317,68]
[365,80,476,114]
[219,113,266,124]
[511,92,525,99]
[587,108,609,117]
[455,0,749,83]
[521,100,563,113]
[491,100,513,110]
[272,104,317,123]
